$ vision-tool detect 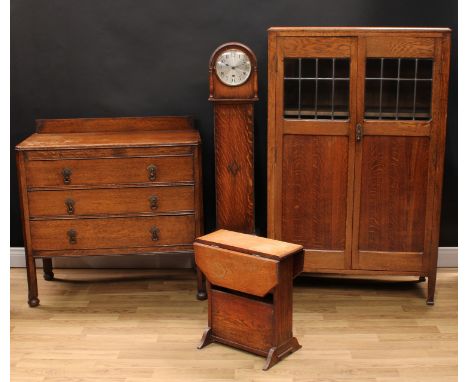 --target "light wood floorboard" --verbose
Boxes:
[11,268,457,381]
